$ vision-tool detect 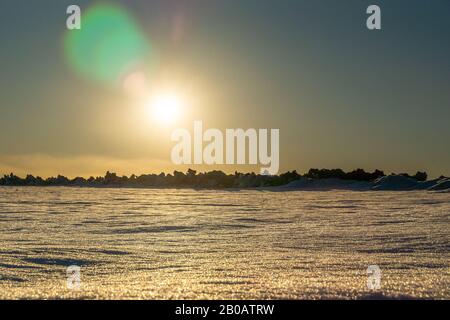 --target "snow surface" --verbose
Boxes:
[281,175,450,191]
[0,187,449,299]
